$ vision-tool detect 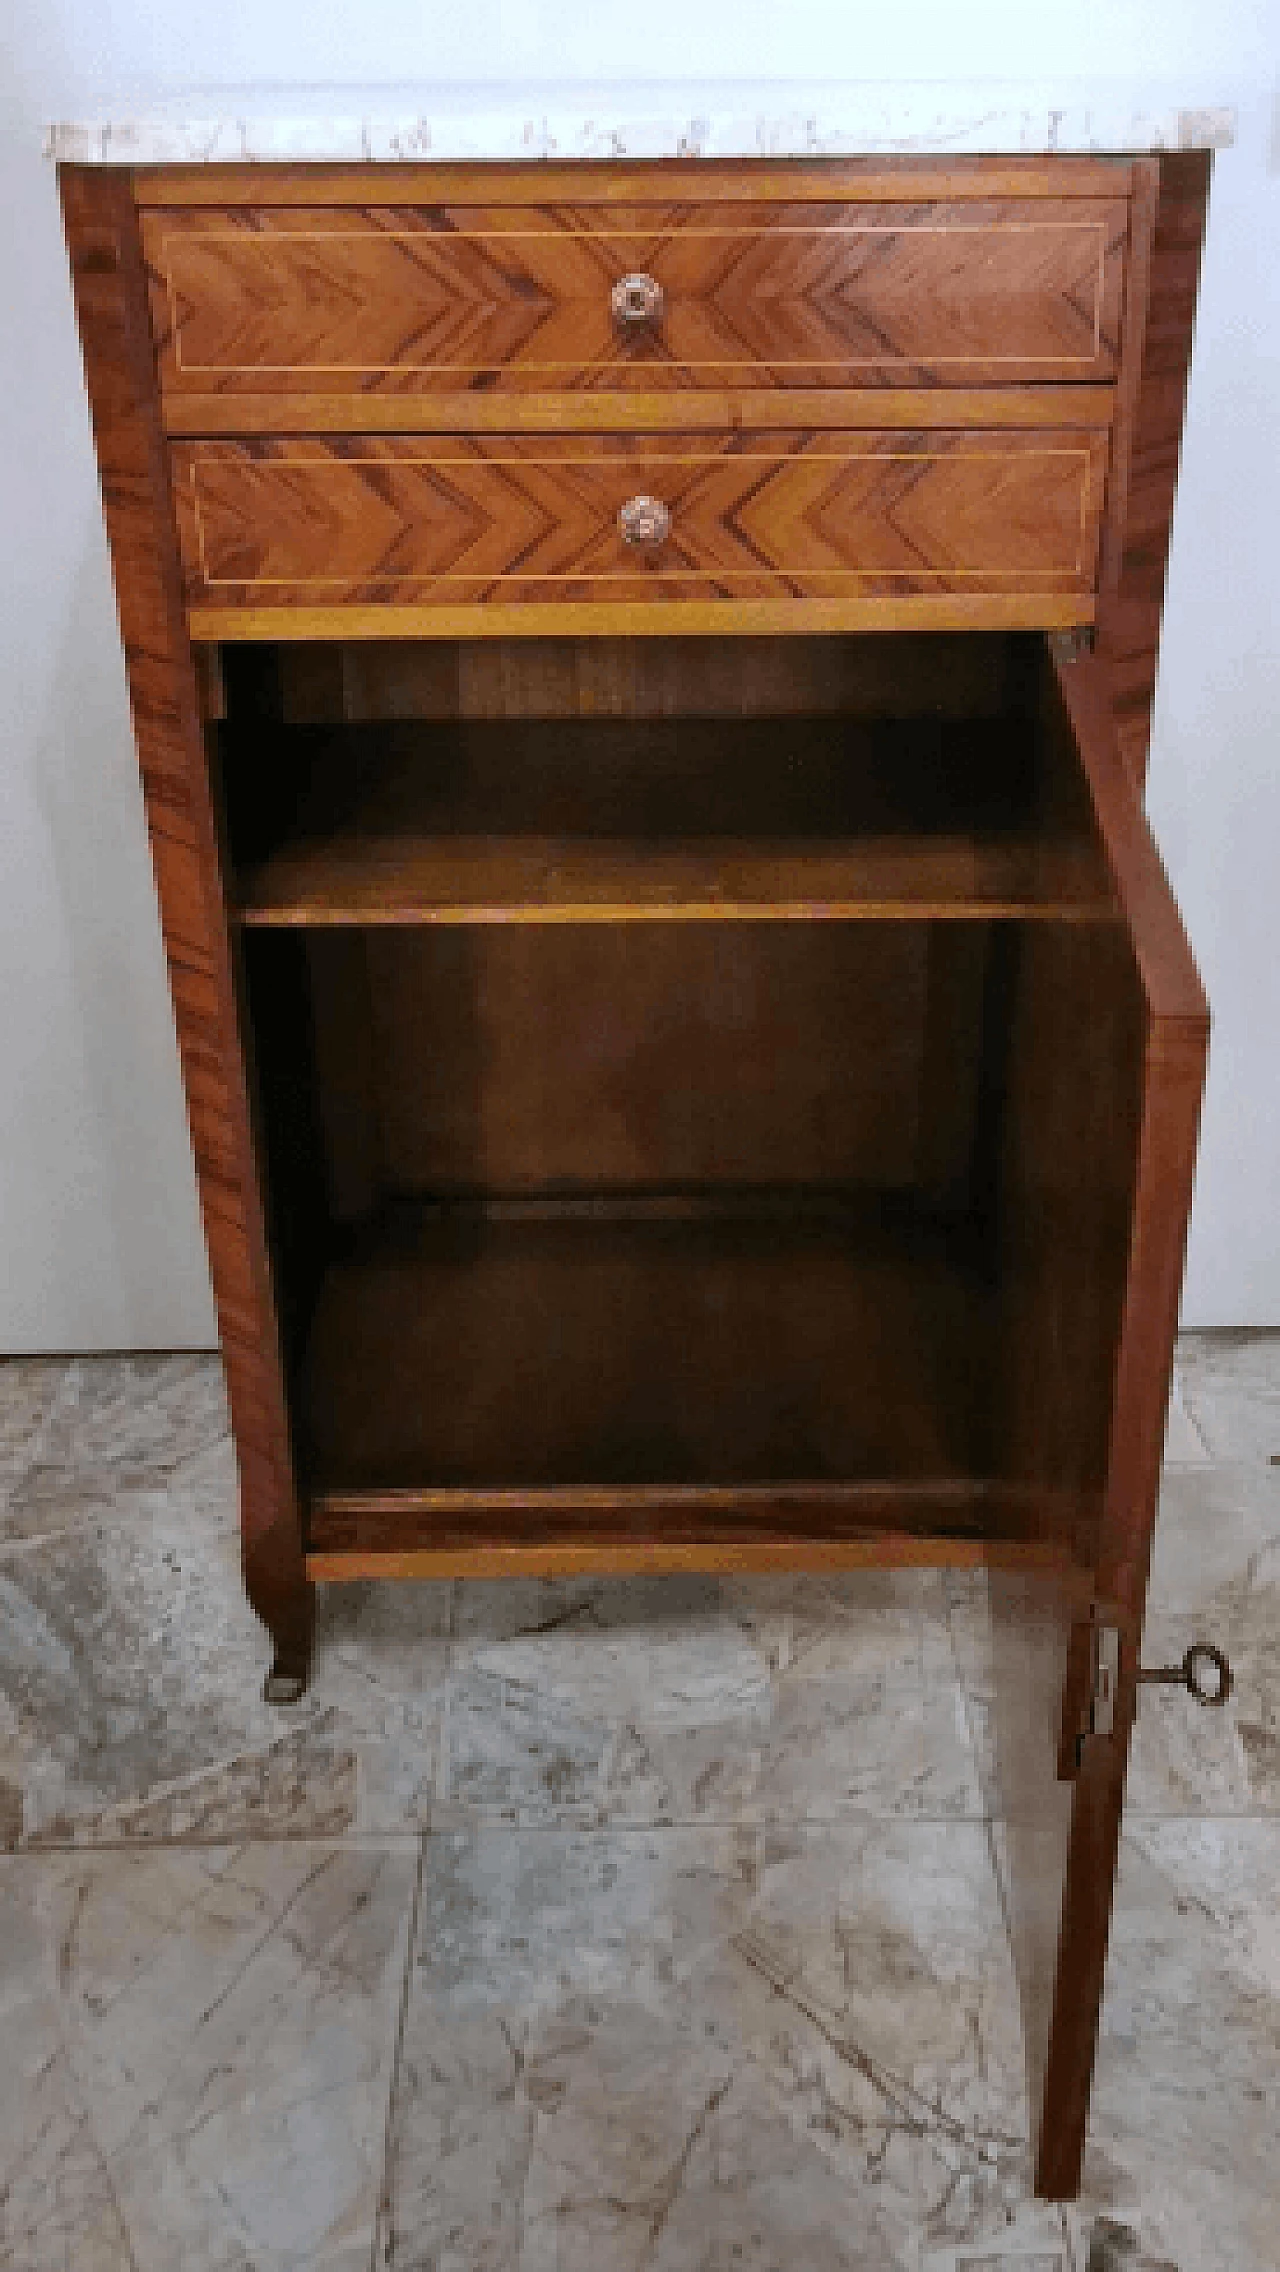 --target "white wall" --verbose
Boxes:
[2,3,1278,1346]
